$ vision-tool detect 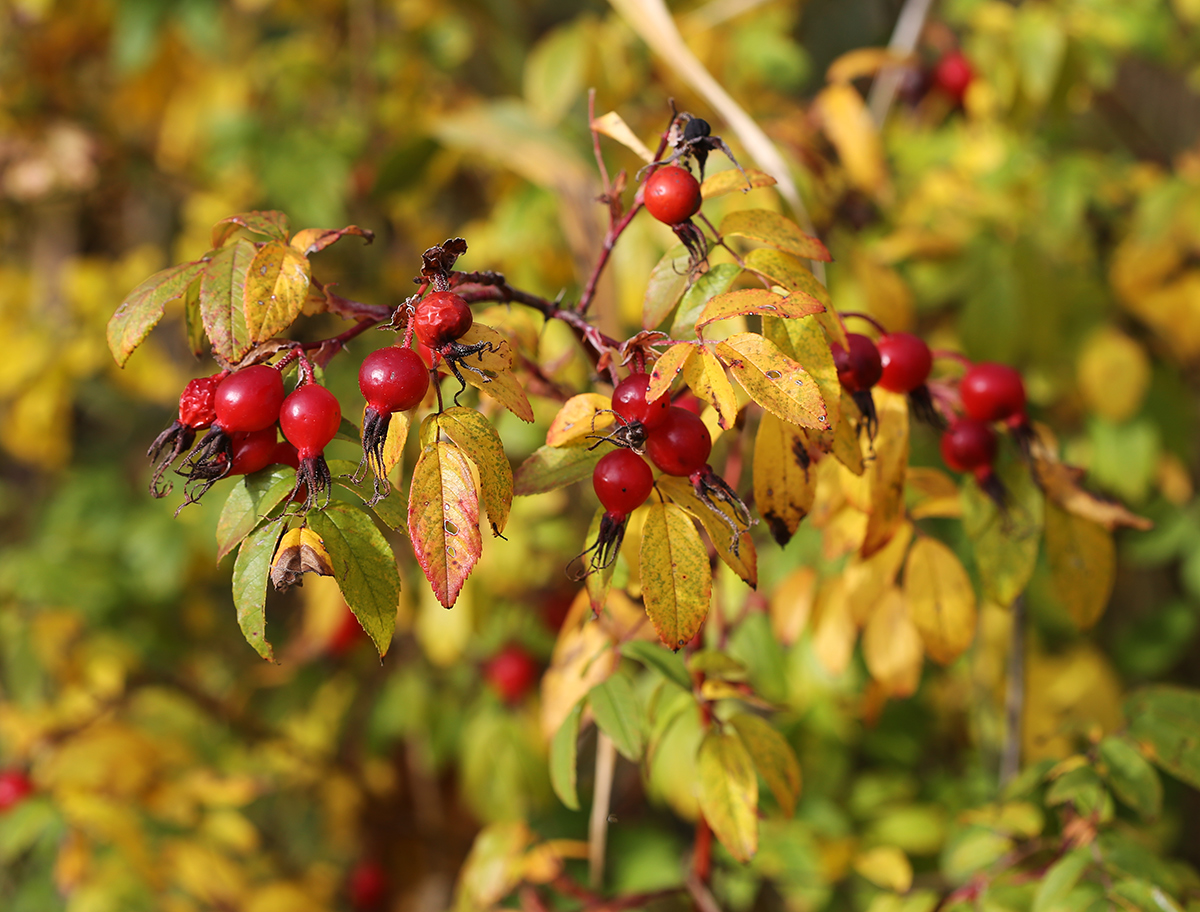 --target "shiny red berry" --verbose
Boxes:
[831,333,883,393]
[272,439,300,469]
[348,859,388,910]
[229,427,278,476]
[644,166,702,225]
[646,407,712,477]
[359,346,429,413]
[280,384,342,458]
[0,770,32,811]
[177,373,226,429]
[413,291,473,348]
[940,417,997,474]
[934,50,973,102]
[612,373,671,430]
[877,332,933,393]
[214,365,285,433]
[485,645,539,704]
[593,449,654,517]
[960,362,1026,423]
